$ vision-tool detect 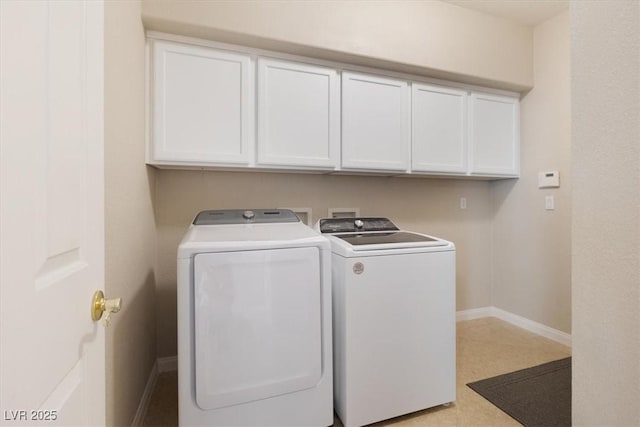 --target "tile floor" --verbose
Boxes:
[142,317,571,426]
